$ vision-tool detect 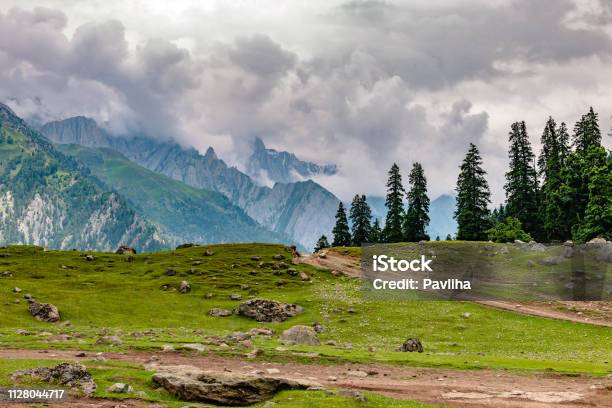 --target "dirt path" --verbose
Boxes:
[2,349,611,408]
[297,251,612,327]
